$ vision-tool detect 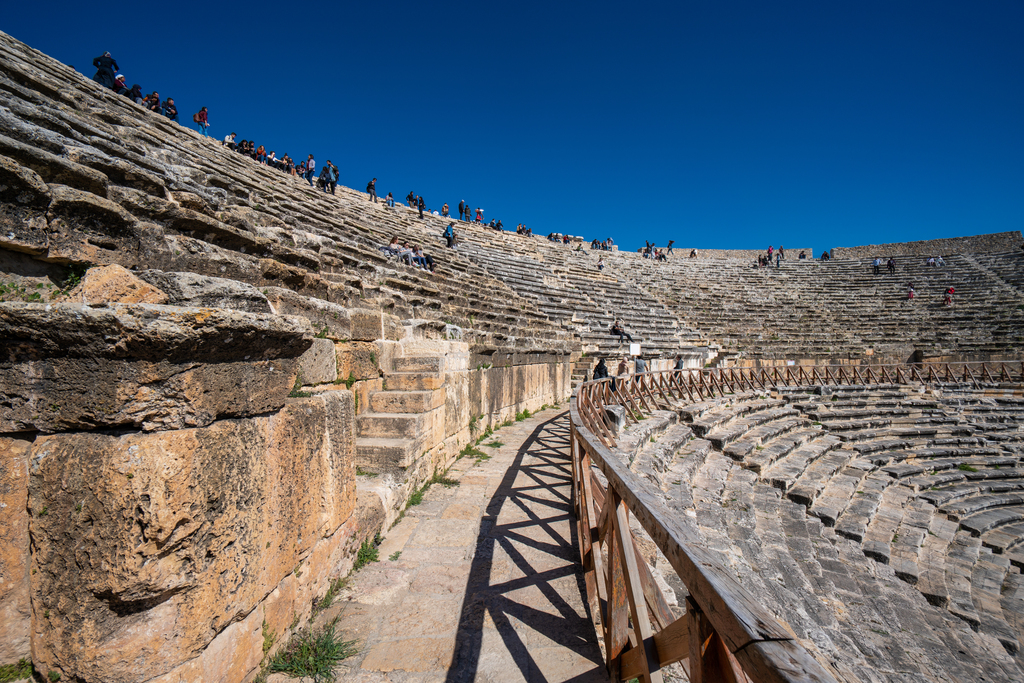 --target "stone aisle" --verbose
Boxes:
[322,408,607,683]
